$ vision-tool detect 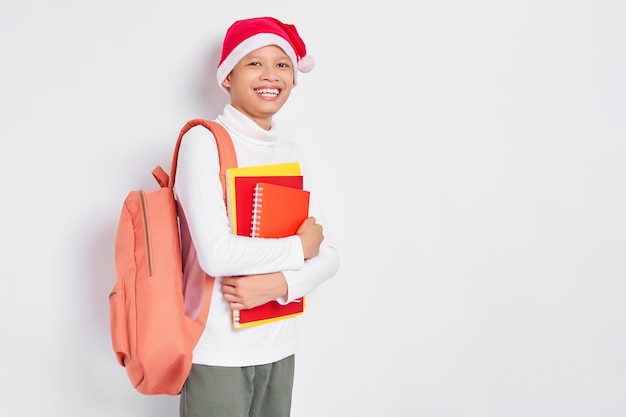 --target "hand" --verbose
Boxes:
[222,272,288,310]
[297,216,323,259]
